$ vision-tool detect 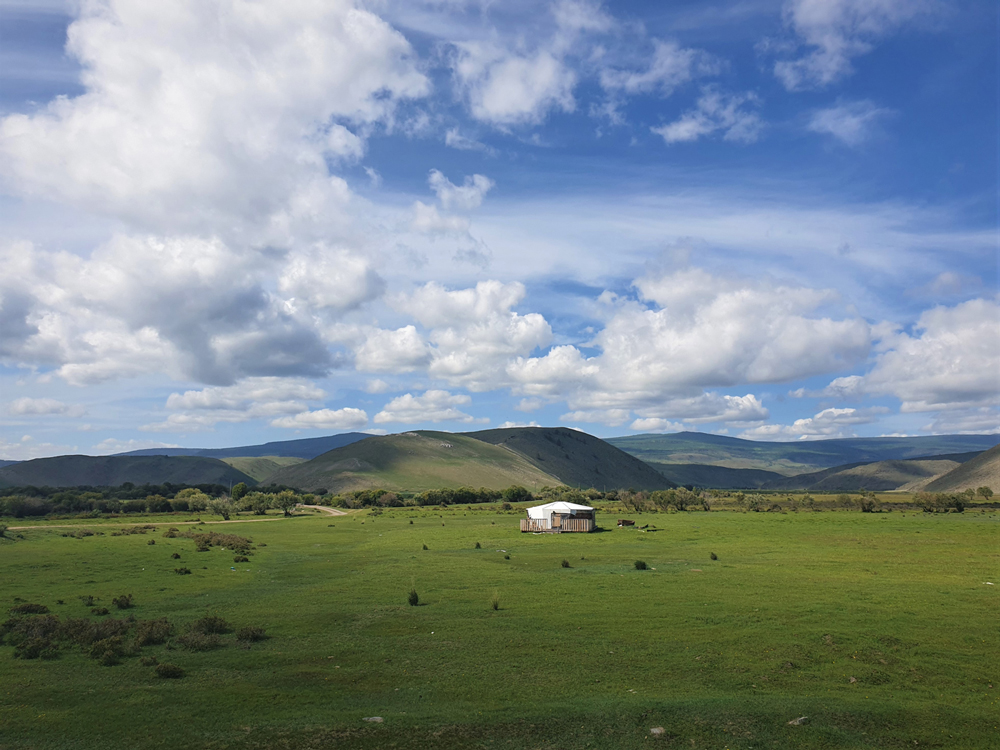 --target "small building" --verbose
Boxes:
[520,501,596,533]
